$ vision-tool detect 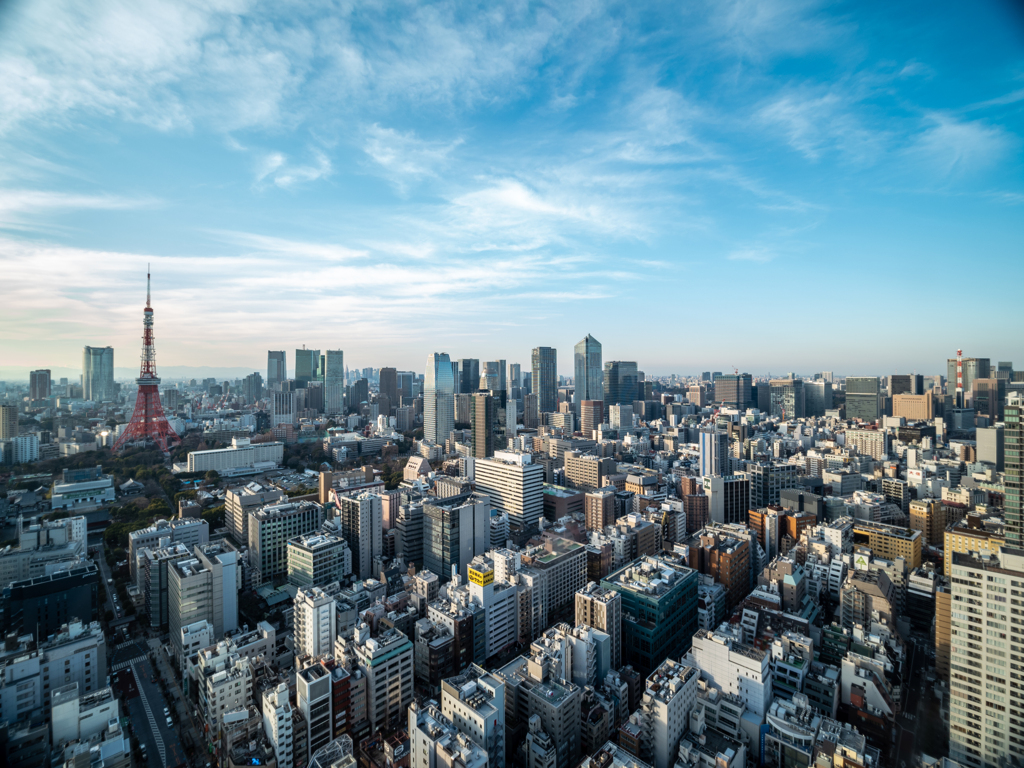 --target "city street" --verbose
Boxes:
[110,642,187,768]
[897,637,927,768]
[148,637,209,767]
